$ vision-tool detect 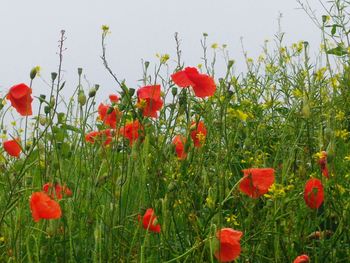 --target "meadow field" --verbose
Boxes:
[1,1,350,262]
